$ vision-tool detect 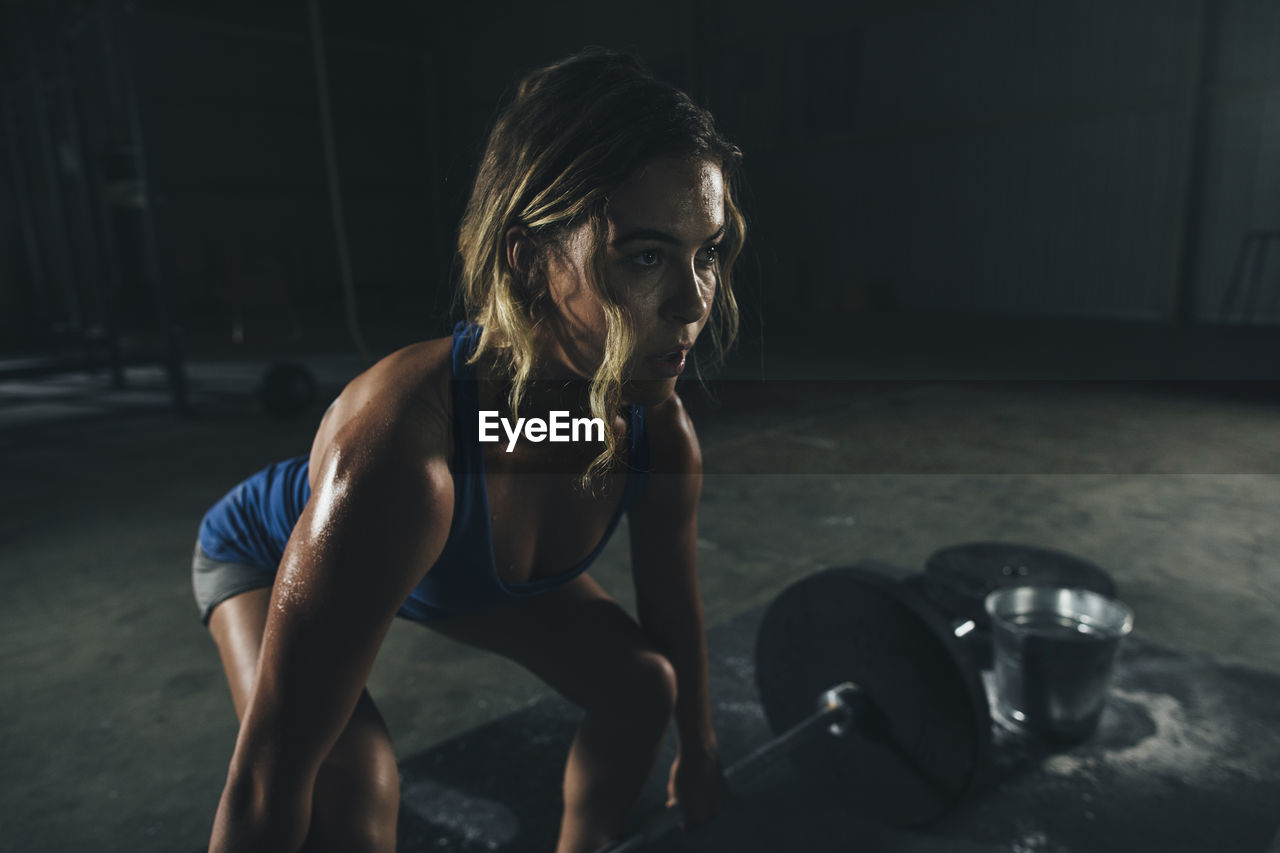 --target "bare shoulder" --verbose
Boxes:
[629,391,702,531]
[627,392,701,582]
[310,335,456,487]
[641,391,702,476]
